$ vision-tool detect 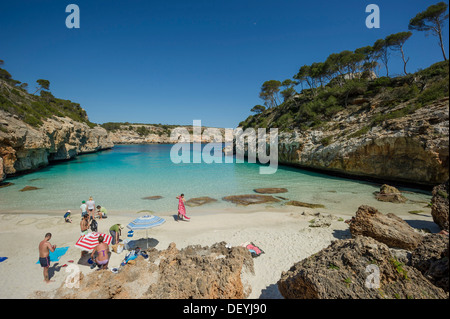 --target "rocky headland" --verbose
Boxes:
[0,109,113,181]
